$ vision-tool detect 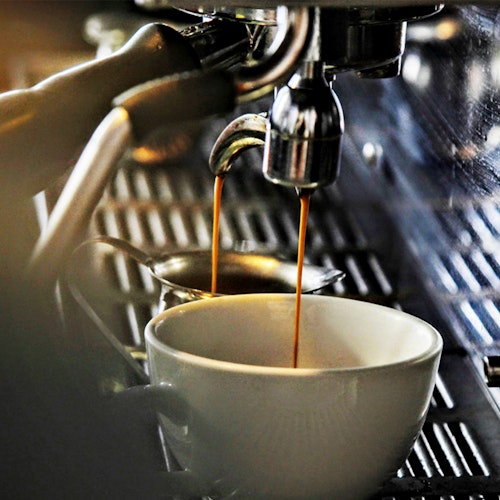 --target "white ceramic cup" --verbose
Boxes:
[144,293,442,499]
